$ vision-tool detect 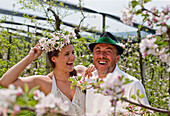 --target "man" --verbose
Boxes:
[86,32,149,115]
